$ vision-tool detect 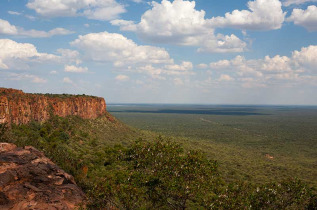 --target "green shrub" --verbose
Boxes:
[0,123,8,141]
